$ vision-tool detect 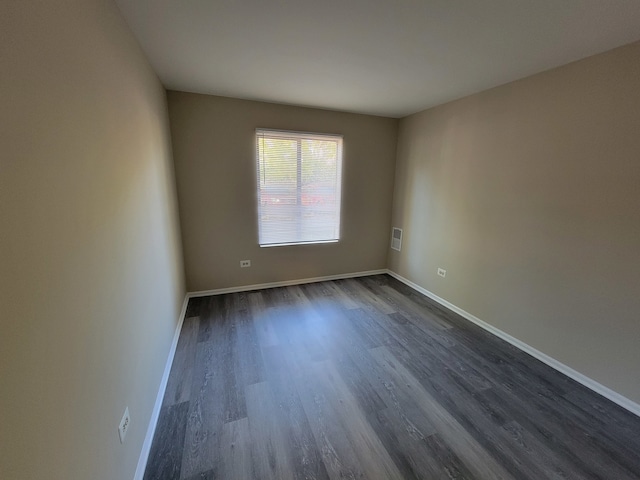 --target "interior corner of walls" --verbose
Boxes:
[169,95,400,291]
